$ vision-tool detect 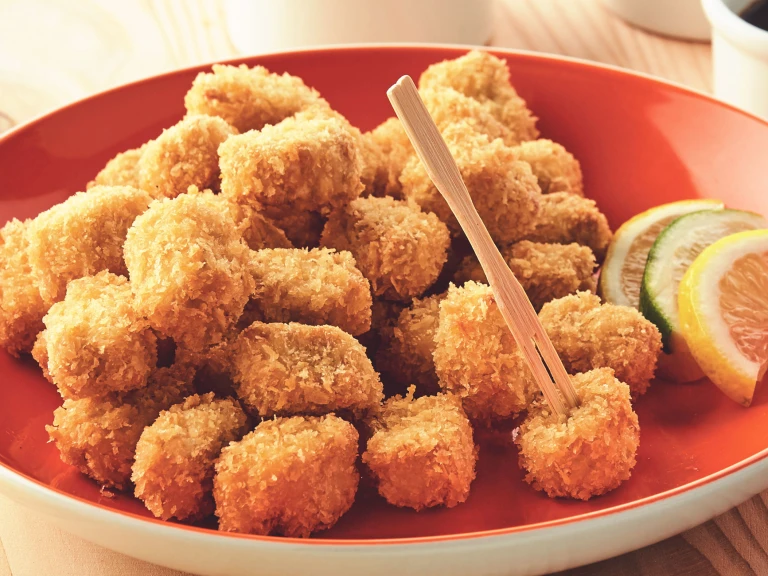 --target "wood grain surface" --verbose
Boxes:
[0,1,757,575]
